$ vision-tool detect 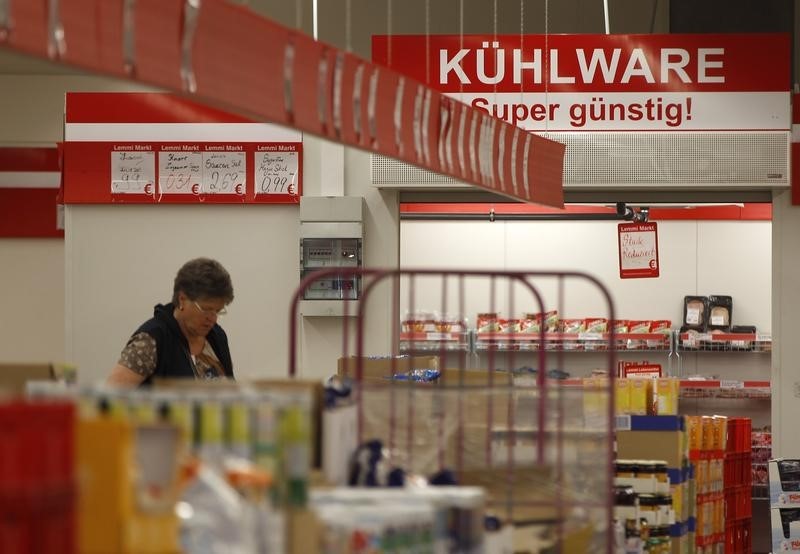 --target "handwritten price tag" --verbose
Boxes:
[158,151,202,194]
[255,151,298,195]
[110,151,155,194]
[618,222,660,279]
[202,152,246,195]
